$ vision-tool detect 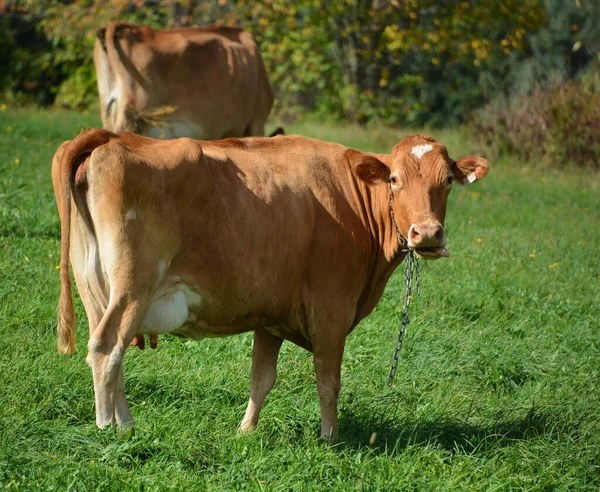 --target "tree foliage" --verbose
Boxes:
[1,0,596,127]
